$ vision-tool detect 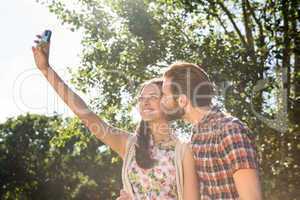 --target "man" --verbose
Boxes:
[161,62,262,200]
